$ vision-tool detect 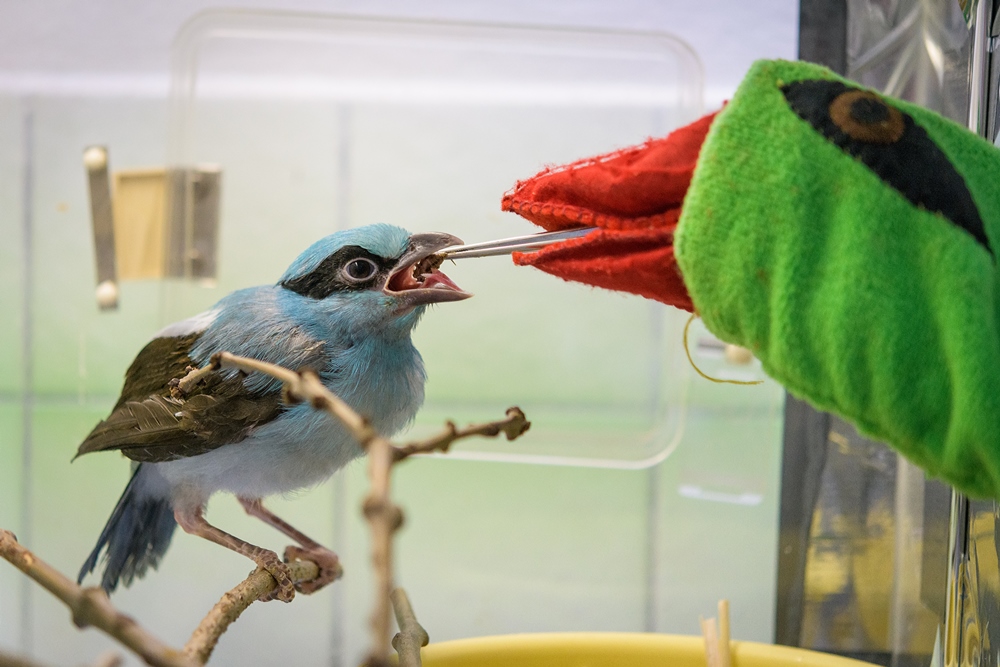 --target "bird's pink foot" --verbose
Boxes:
[284,545,343,595]
[255,550,296,602]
